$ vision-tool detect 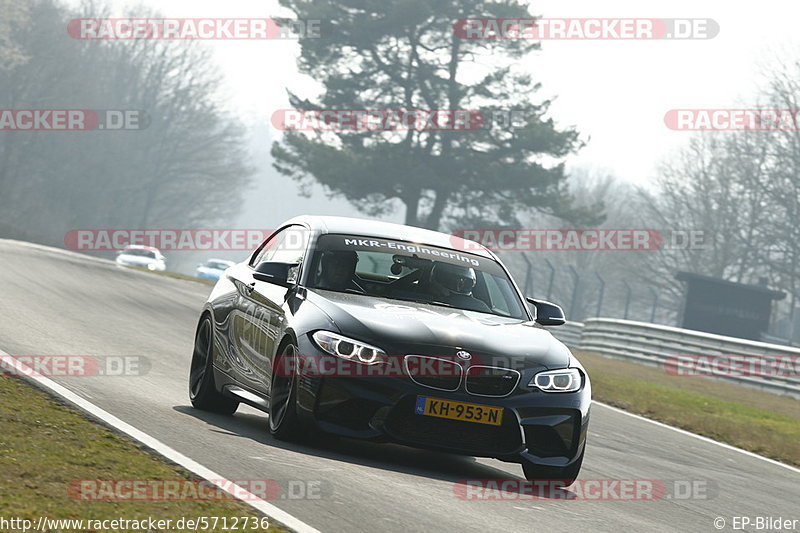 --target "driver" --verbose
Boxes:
[428,262,491,312]
[317,250,363,292]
